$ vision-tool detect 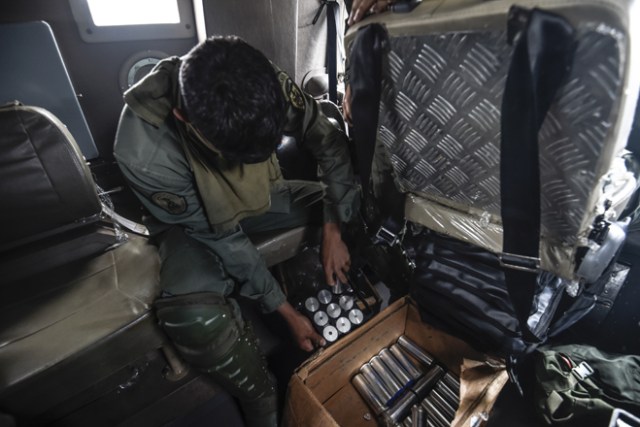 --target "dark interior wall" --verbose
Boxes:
[201,0,298,80]
[0,0,198,160]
